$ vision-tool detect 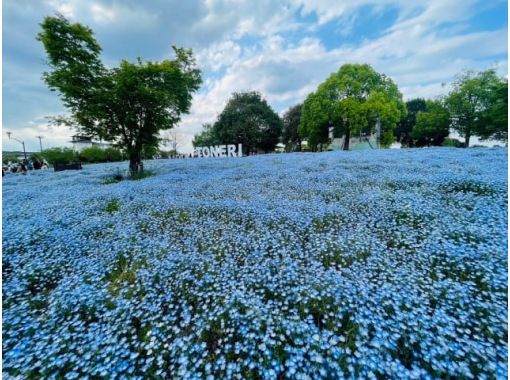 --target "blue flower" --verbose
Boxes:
[2,148,507,378]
